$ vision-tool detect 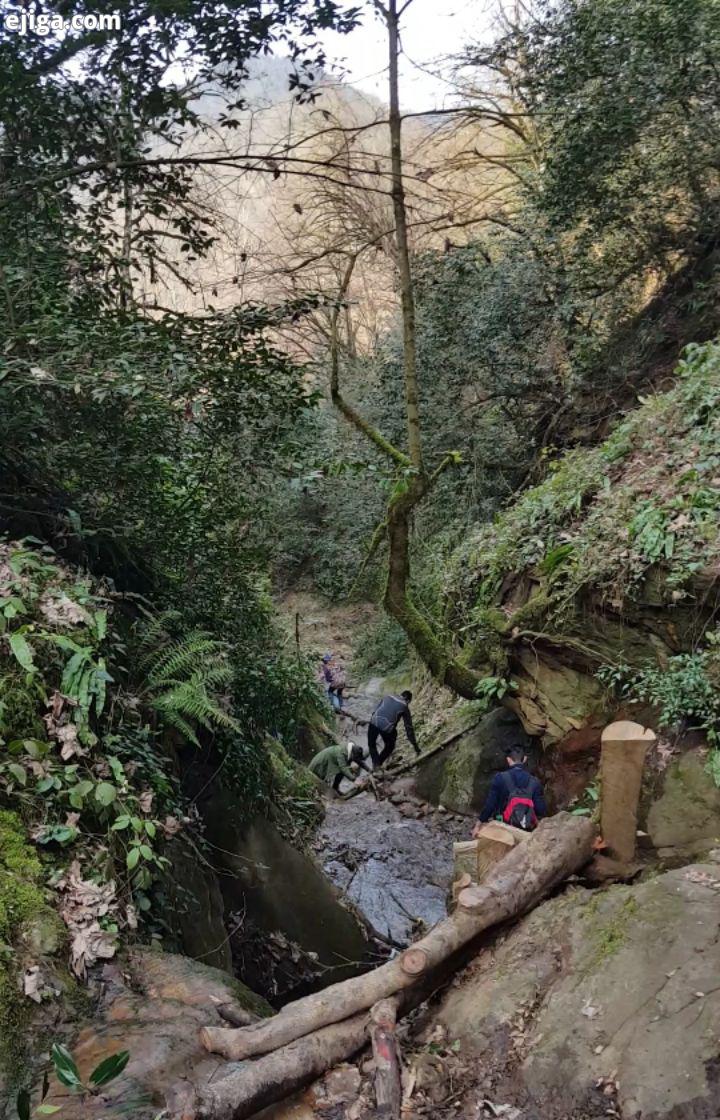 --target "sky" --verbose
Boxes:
[318,0,496,112]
